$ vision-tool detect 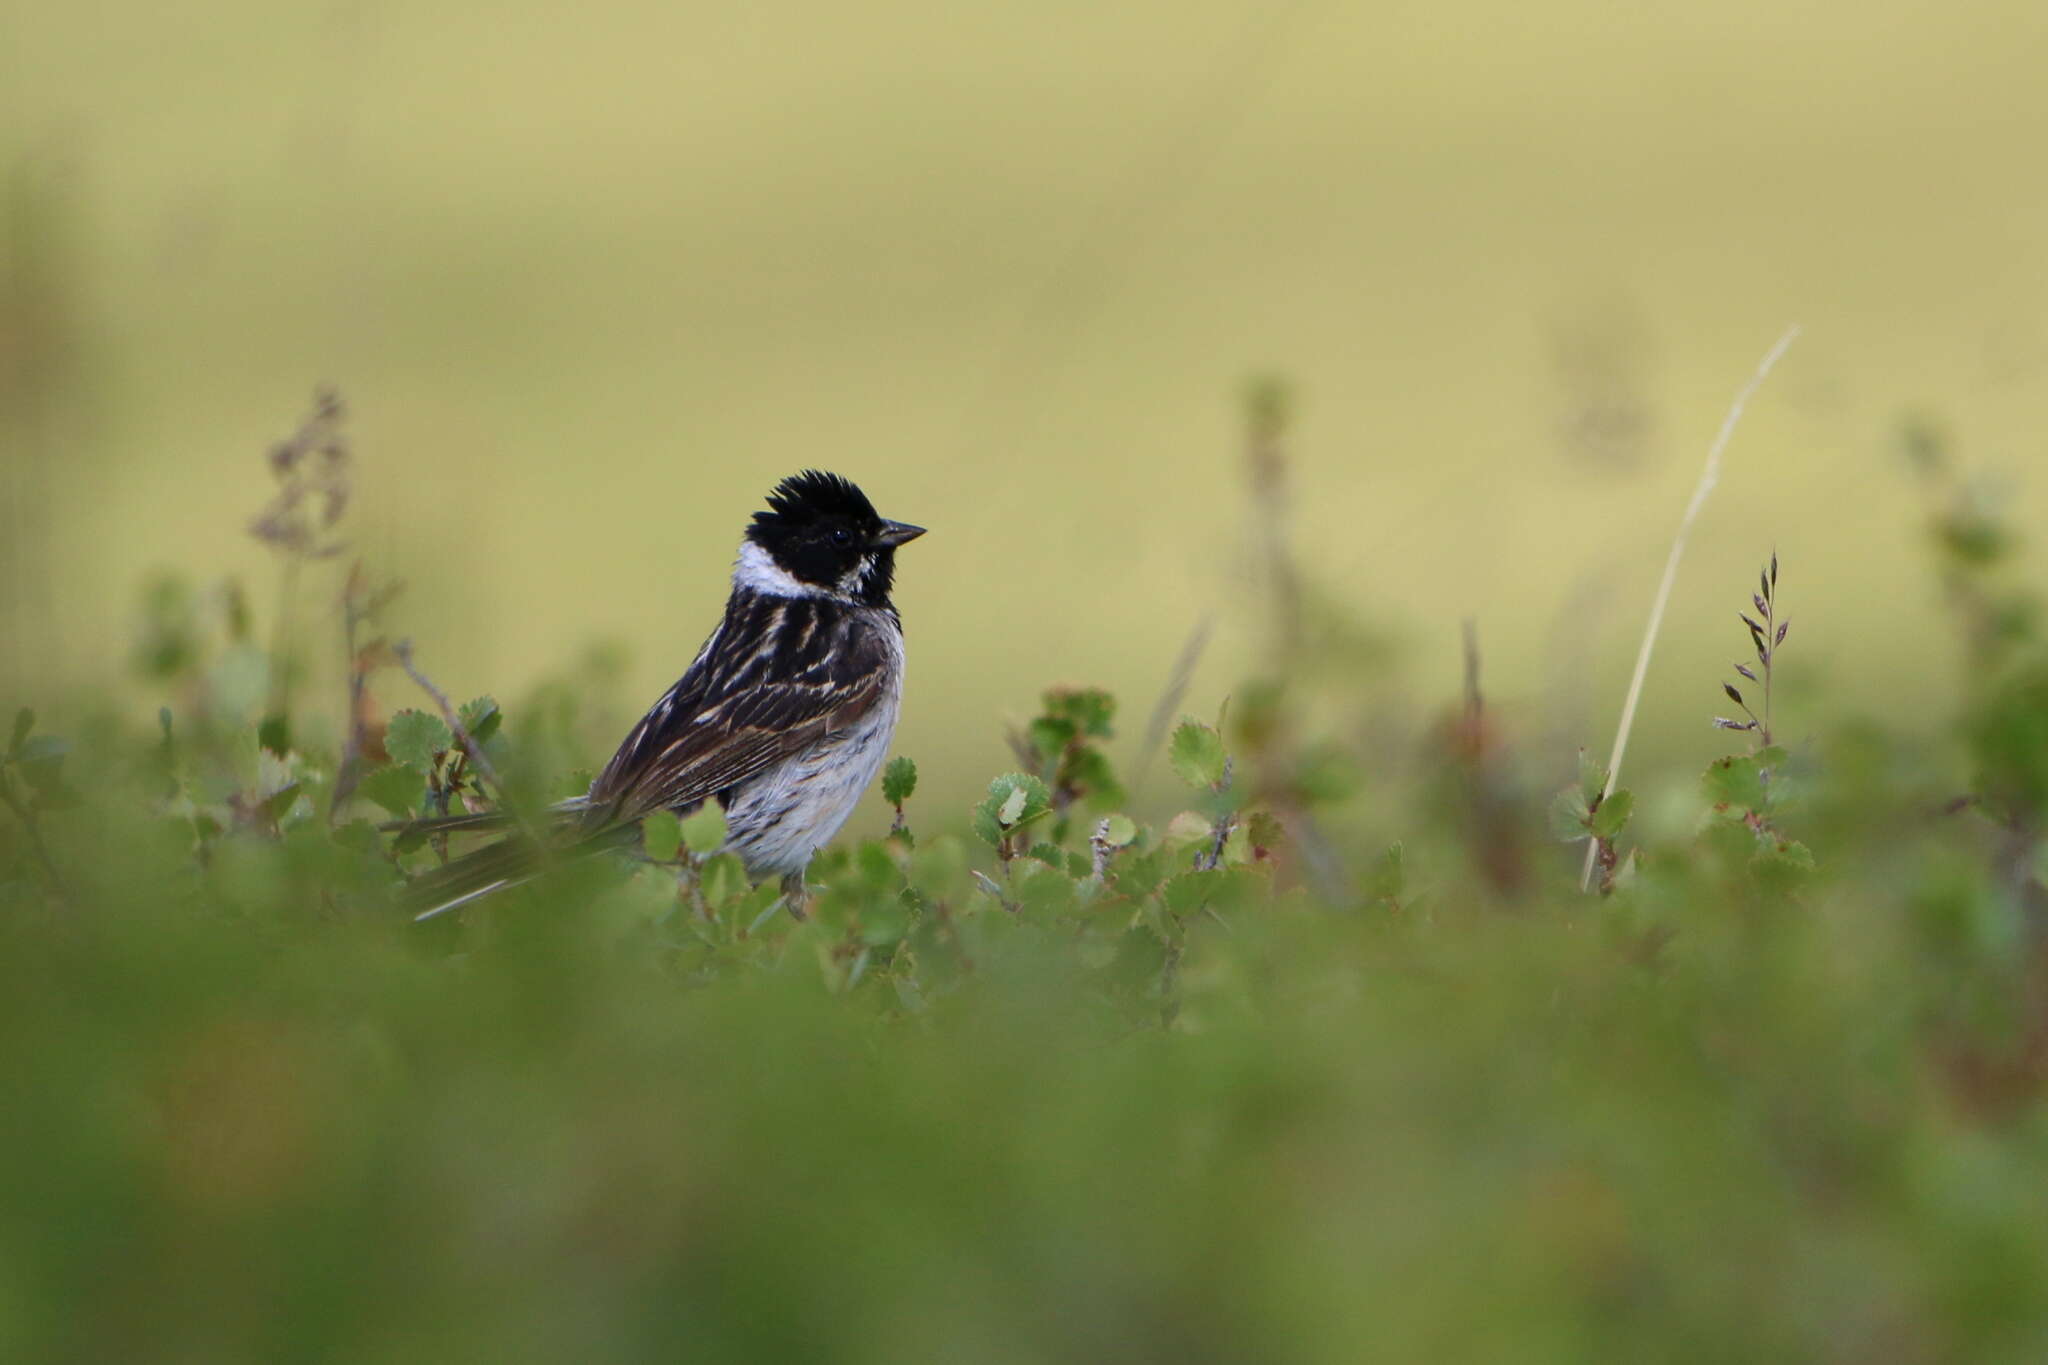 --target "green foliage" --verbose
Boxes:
[1967,659,2048,820]
[1549,762,1632,847]
[881,754,918,806]
[459,694,504,746]
[8,707,35,756]
[1703,749,1774,812]
[357,764,424,820]
[973,771,1051,850]
[1169,717,1228,790]
[1022,686,1124,817]
[384,708,451,773]
[11,642,2048,1362]
[679,801,727,856]
[1587,787,1633,842]
[8,421,2048,1360]
[641,808,683,862]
